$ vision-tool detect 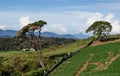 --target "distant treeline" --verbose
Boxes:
[0,37,76,51]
